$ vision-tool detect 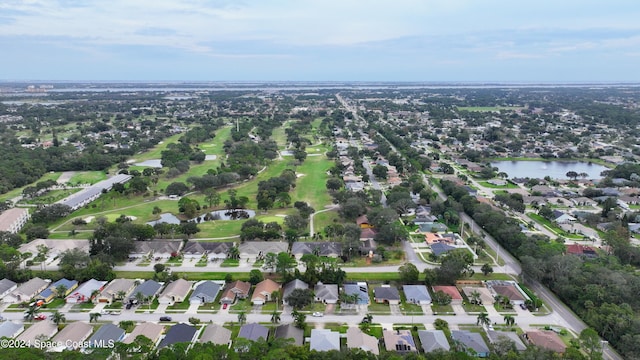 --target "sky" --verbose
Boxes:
[1,0,639,82]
